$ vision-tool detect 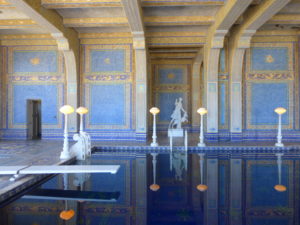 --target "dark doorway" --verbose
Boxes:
[27,100,41,140]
